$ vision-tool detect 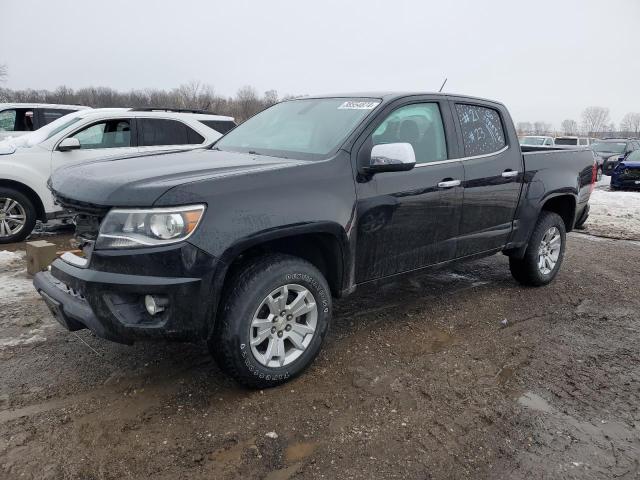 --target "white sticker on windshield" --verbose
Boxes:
[338,101,380,110]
